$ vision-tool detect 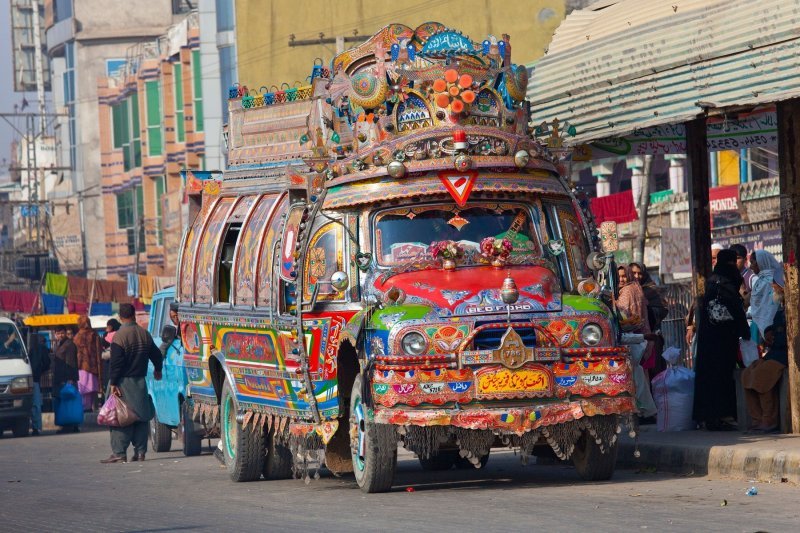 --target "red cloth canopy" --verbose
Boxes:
[590,190,639,225]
